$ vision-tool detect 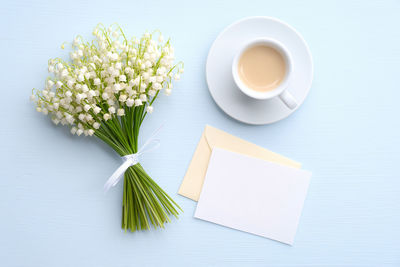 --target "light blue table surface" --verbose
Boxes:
[1,0,399,266]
